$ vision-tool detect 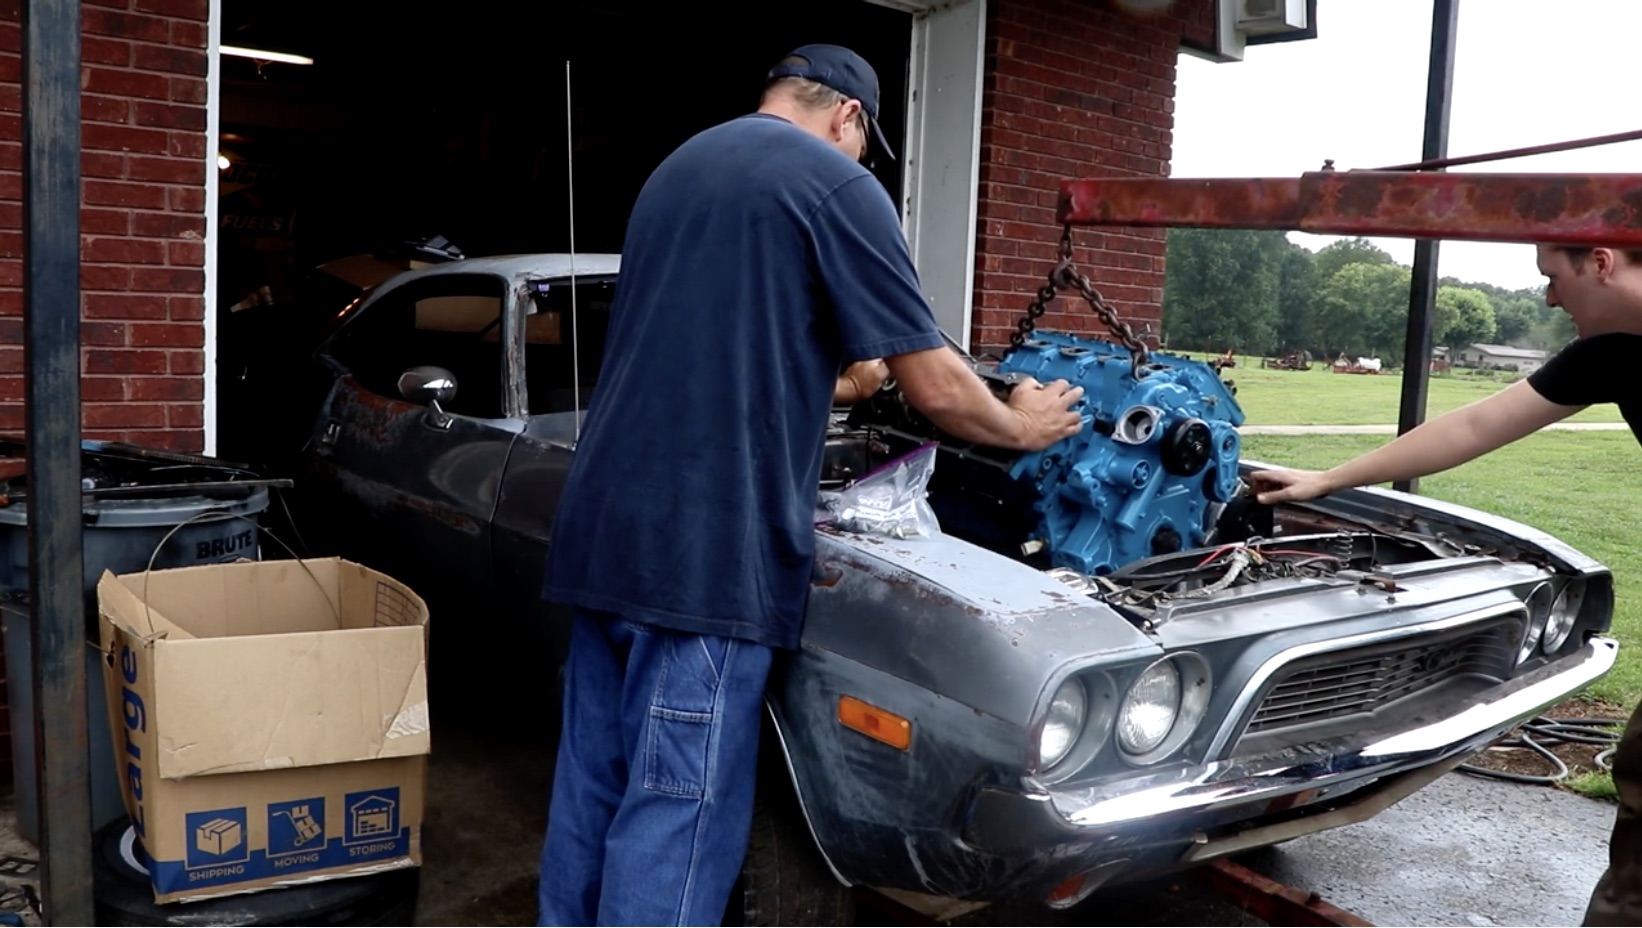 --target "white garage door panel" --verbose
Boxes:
[901,0,985,347]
